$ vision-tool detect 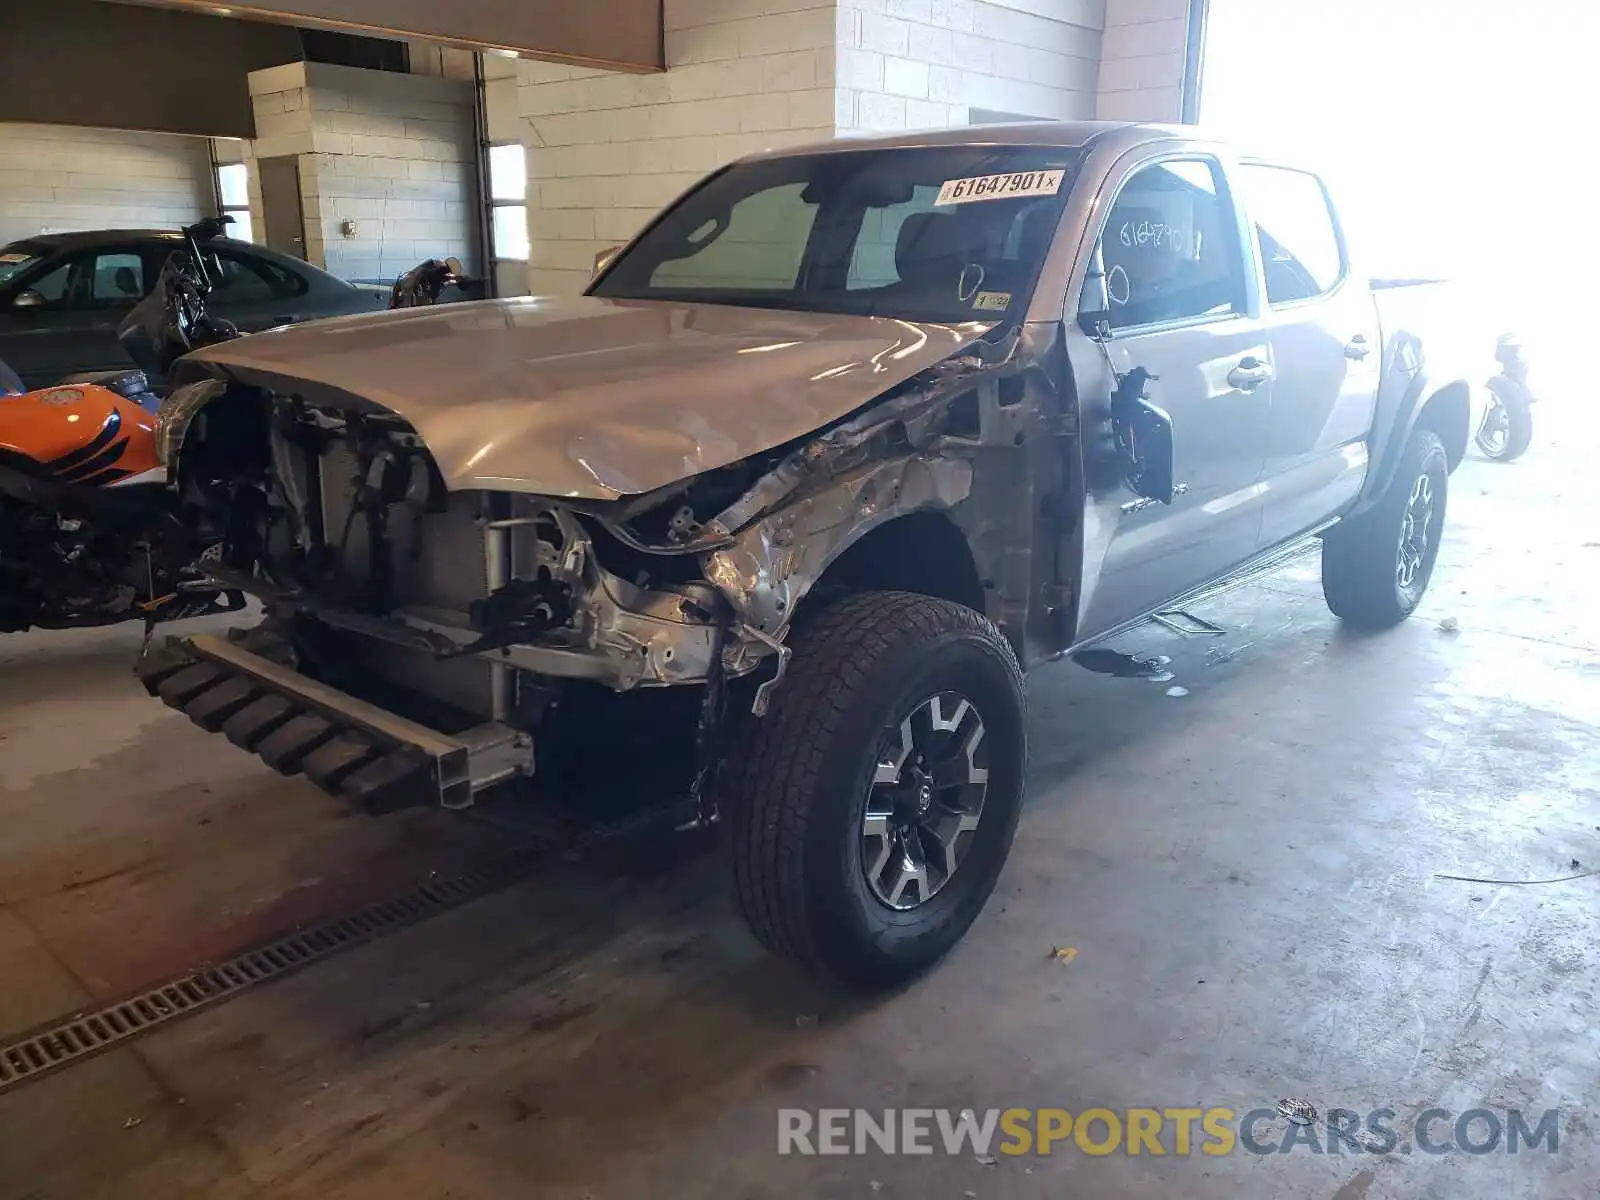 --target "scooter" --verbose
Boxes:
[1476,333,1535,462]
